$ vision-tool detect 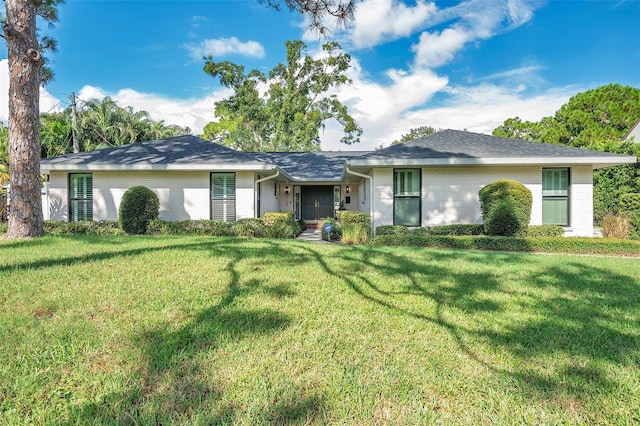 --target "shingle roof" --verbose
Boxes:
[40,130,636,177]
[40,135,265,167]
[257,151,369,180]
[361,129,631,160]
